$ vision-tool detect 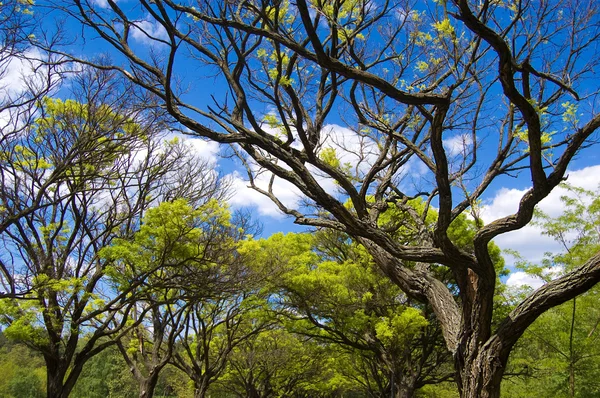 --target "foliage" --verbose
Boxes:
[504,185,600,398]
[212,328,341,397]
[0,333,46,398]
[0,66,215,397]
